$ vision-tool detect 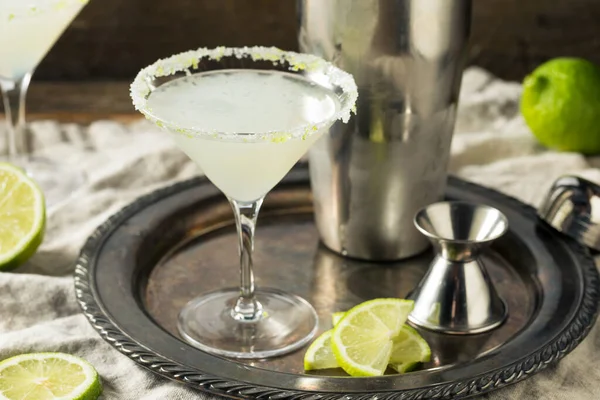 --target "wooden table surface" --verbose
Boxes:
[1,81,137,124]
